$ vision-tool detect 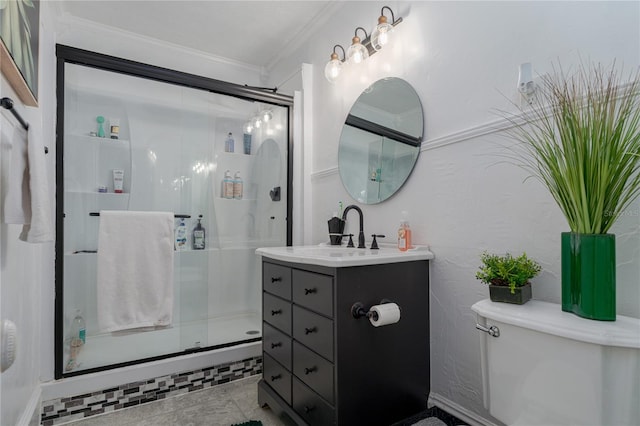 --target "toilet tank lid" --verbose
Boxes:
[471,299,640,349]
